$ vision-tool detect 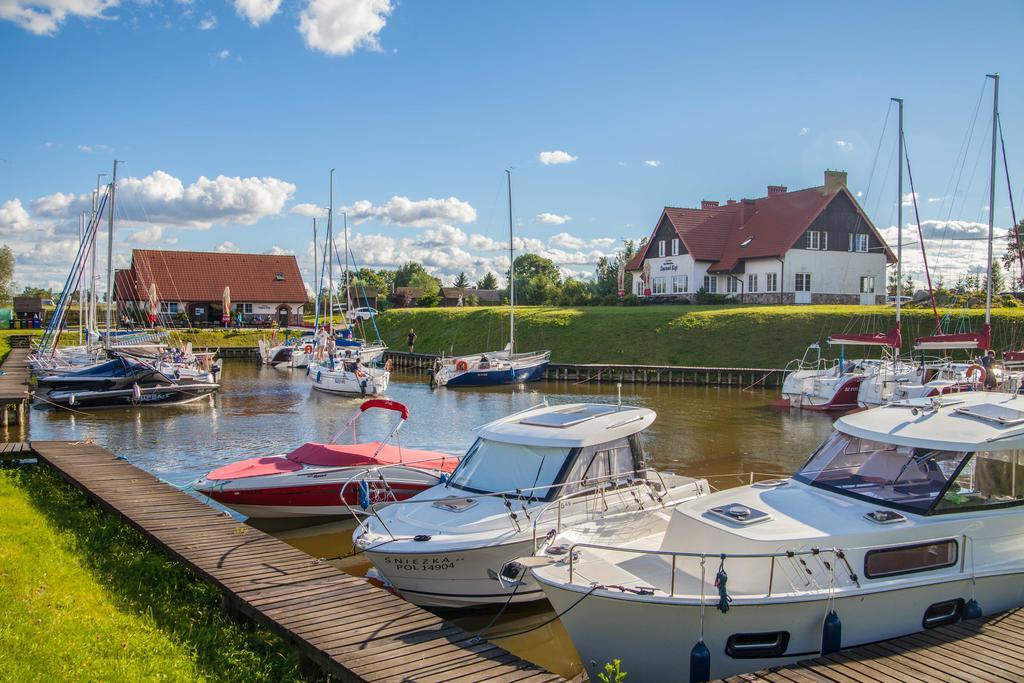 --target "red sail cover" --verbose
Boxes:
[914,325,991,351]
[828,327,902,348]
[1004,350,1024,362]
